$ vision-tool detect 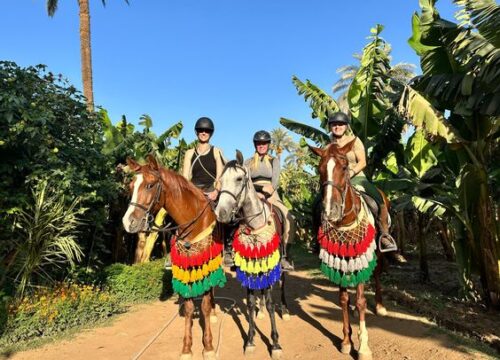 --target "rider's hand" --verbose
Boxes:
[262,185,274,195]
[207,190,219,201]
